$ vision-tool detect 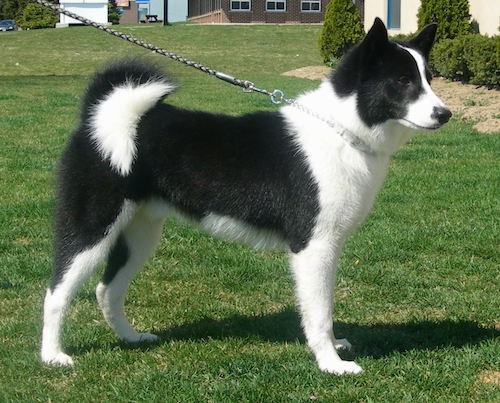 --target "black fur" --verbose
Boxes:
[102,235,129,285]
[52,128,128,288]
[136,106,319,252]
[331,18,436,127]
